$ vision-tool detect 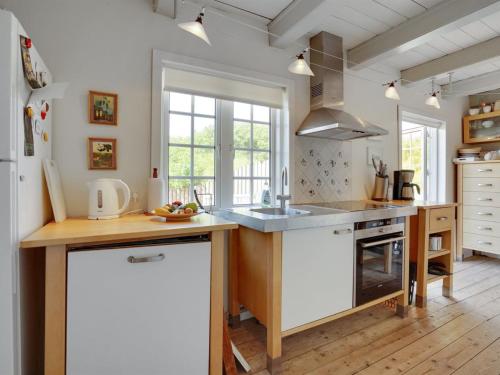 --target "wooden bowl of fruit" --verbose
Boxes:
[152,201,201,221]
